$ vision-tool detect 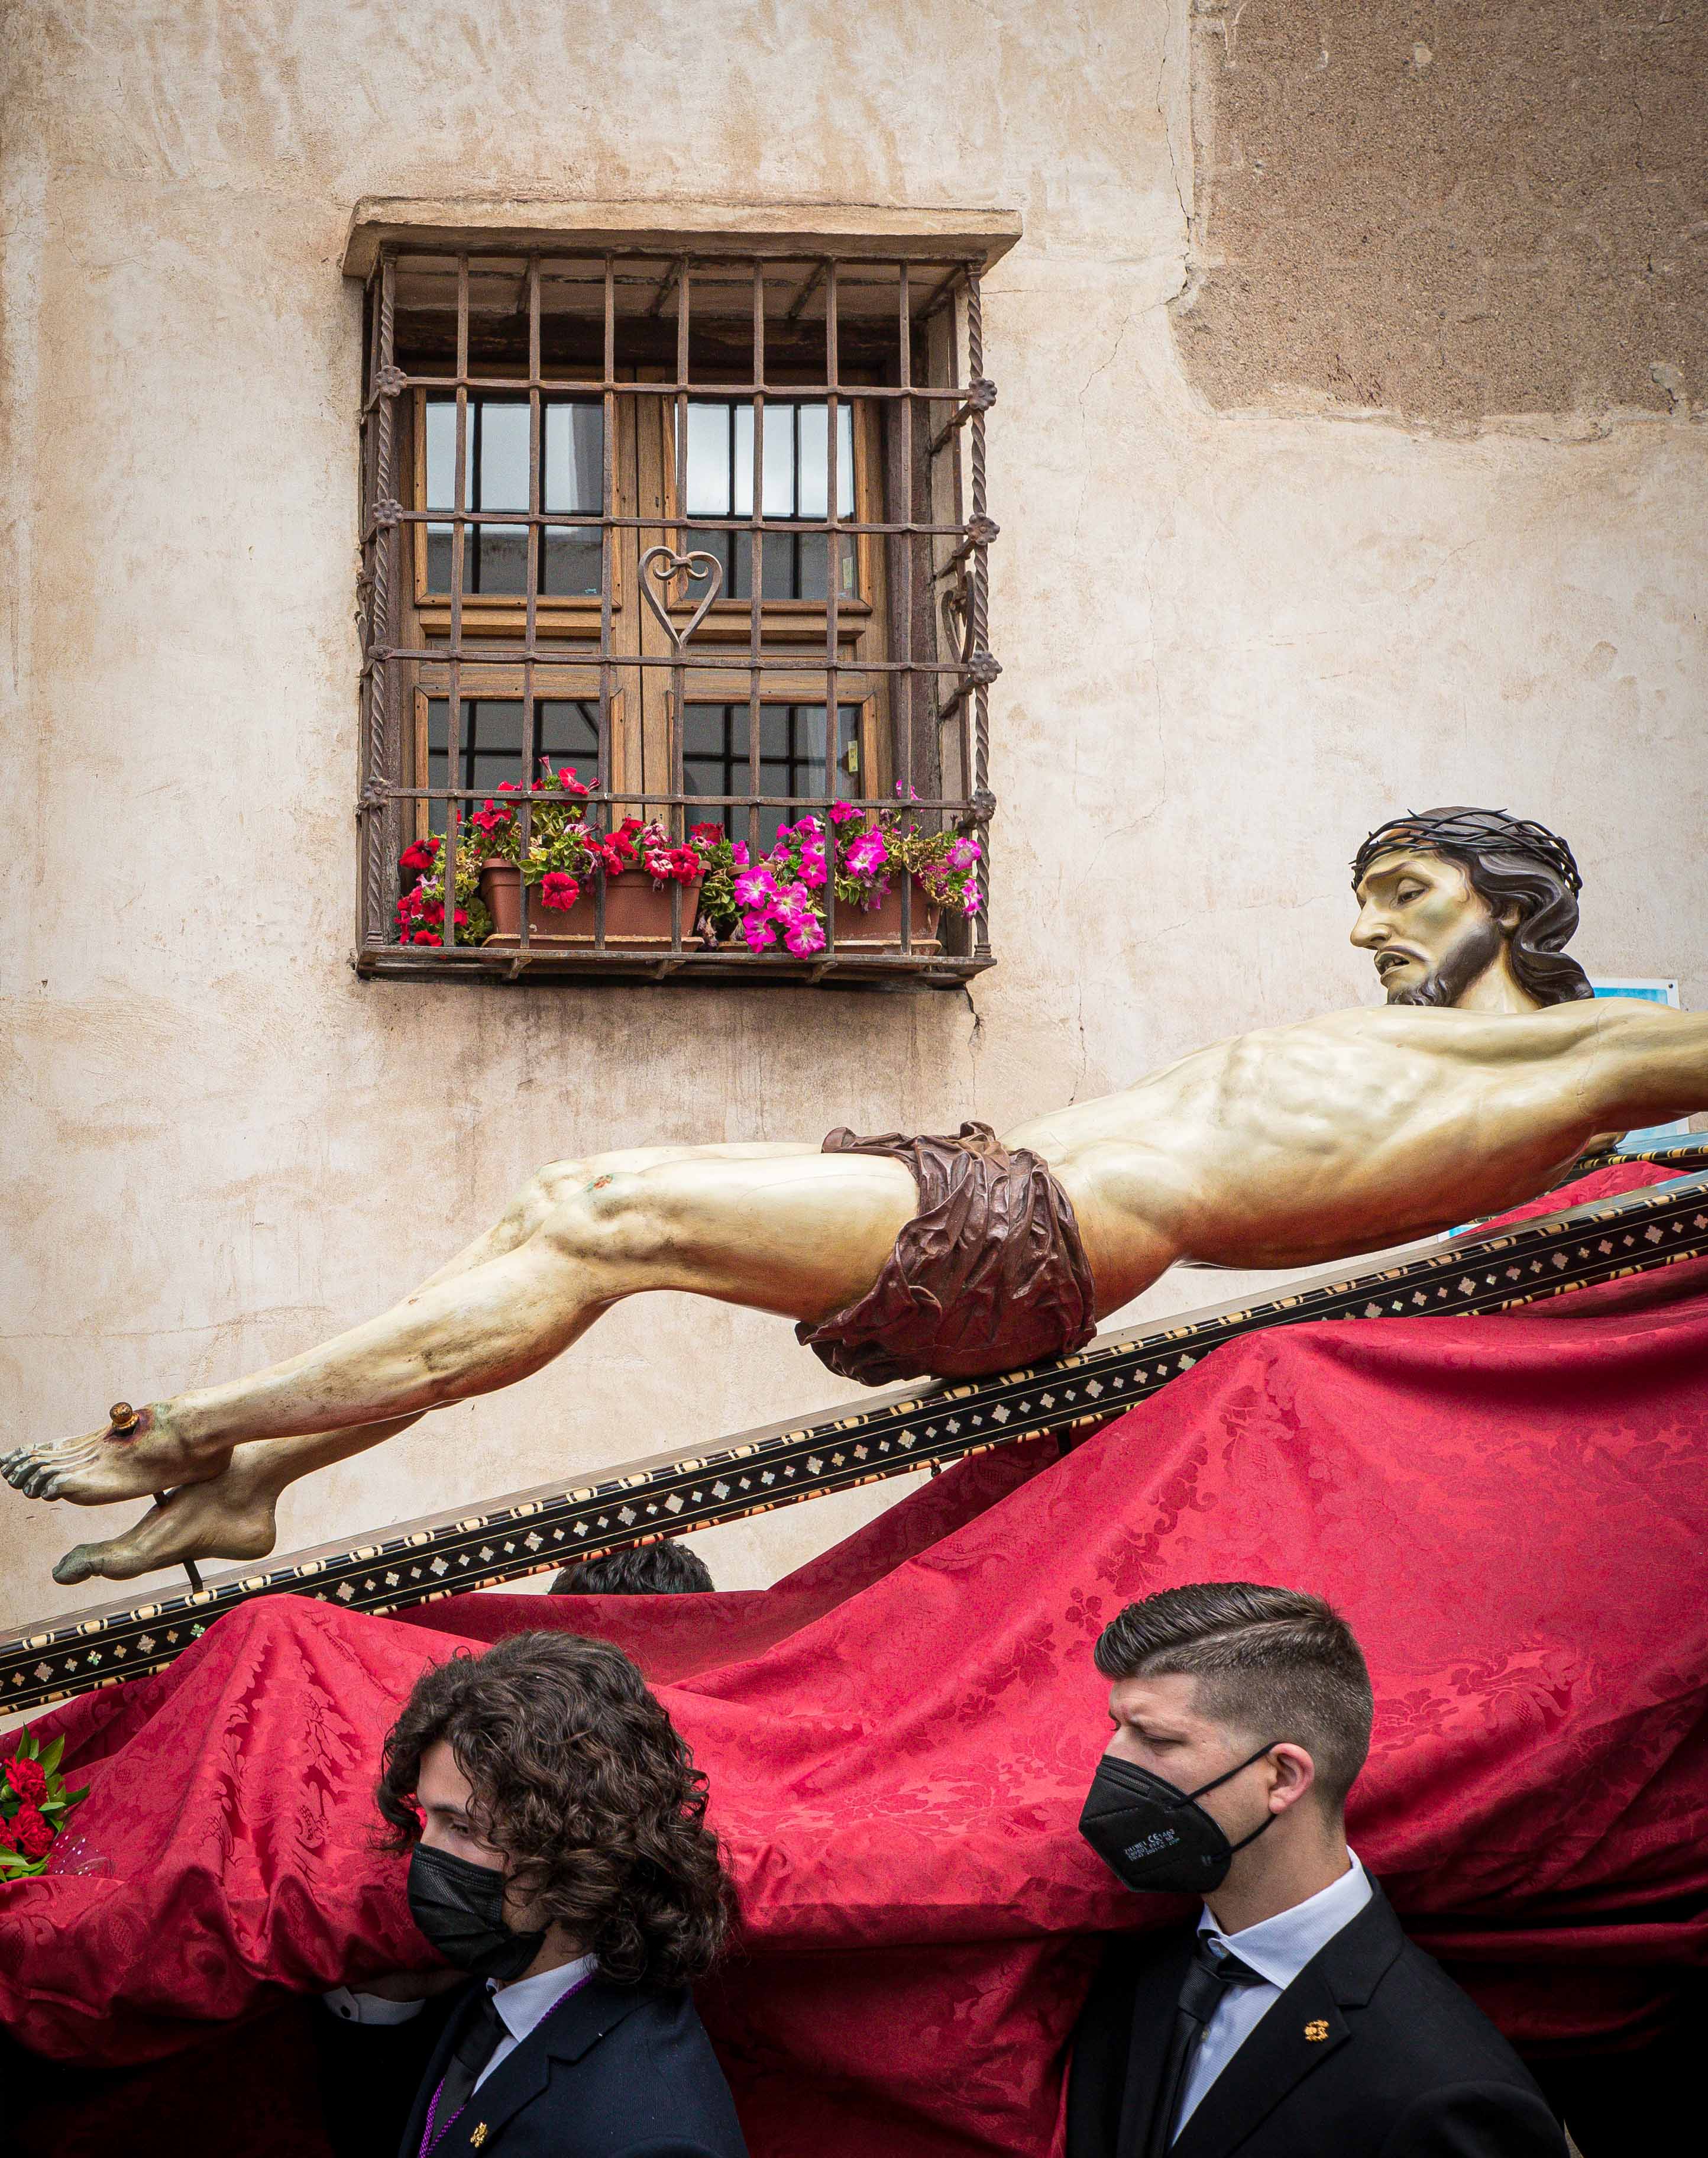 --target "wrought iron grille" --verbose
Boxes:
[354,242,999,987]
